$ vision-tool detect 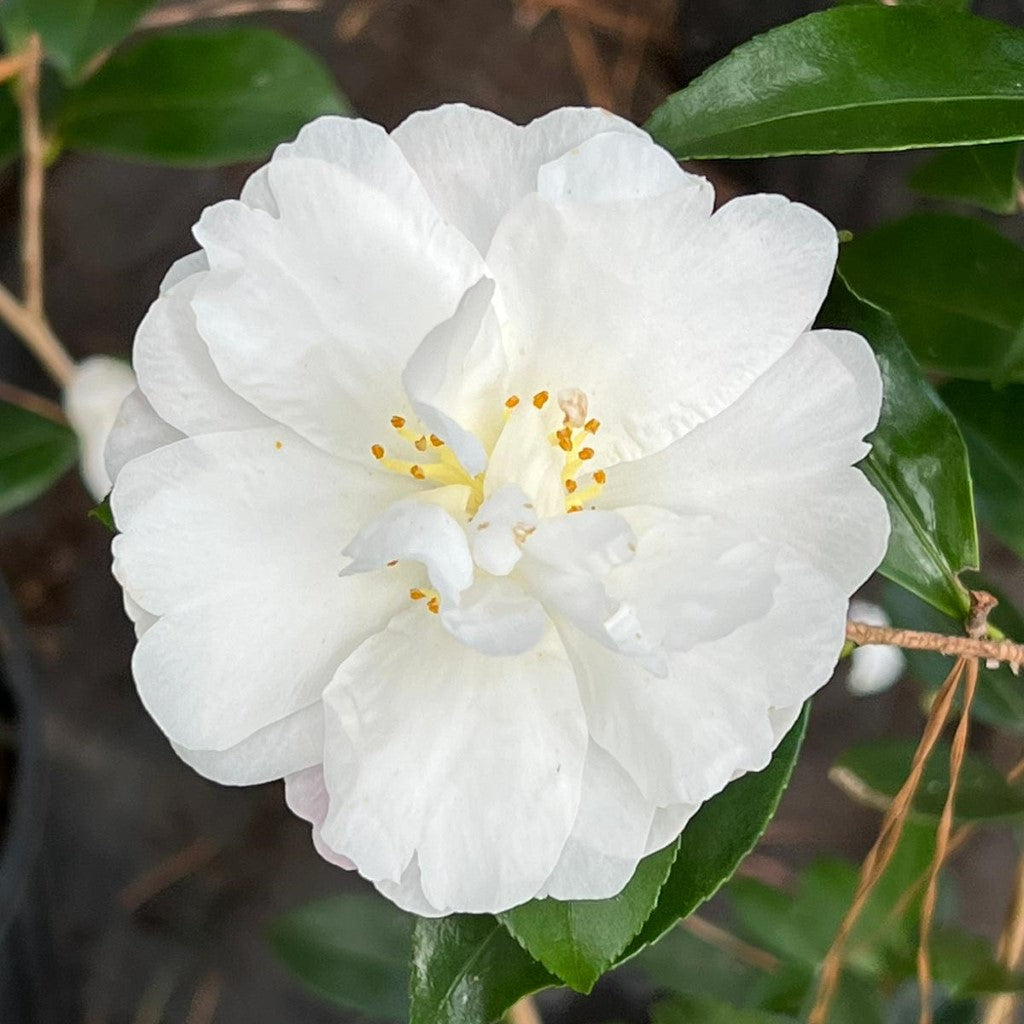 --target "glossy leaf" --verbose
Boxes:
[0,0,156,82]
[941,381,1024,559]
[621,705,809,957]
[840,214,1024,384]
[269,893,410,1022]
[0,400,77,516]
[651,994,794,1024]
[836,0,968,8]
[59,28,349,166]
[645,7,1024,158]
[882,579,1024,734]
[931,928,1024,995]
[833,738,1024,823]
[500,840,678,993]
[819,274,978,619]
[409,915,557,1024]
[910,143,1021,213]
